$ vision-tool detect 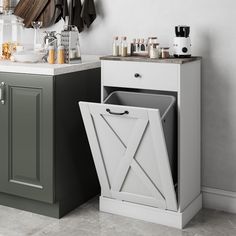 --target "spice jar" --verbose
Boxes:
[149,43,160,59]
[48,45,55,64]
[112,36,119,56]
[120,36,128,57]
[57,45,65,64]
[147,37,158,56]
[160,47,170,59]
